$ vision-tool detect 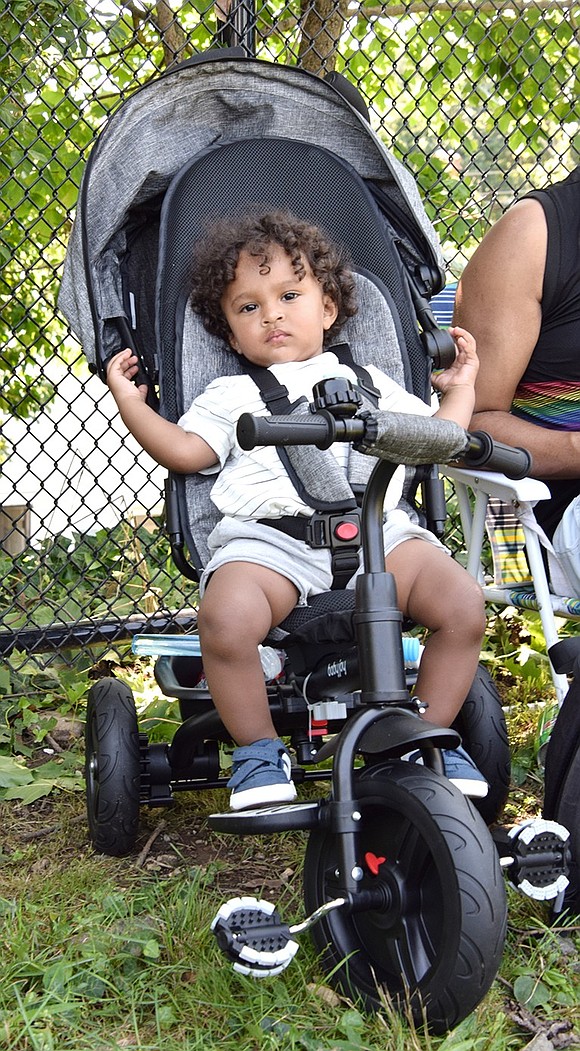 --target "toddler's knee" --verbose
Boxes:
[461,580,487,641]
[197,602,235,652]
[197,596,261,657]
[438,576,485,643]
